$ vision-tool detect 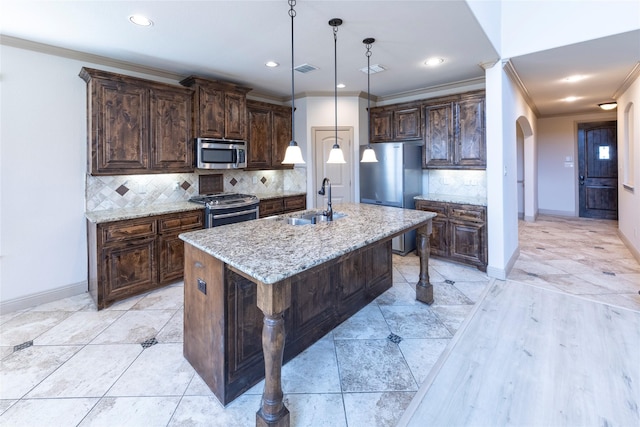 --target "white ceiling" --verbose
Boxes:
[2,1,639,117]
